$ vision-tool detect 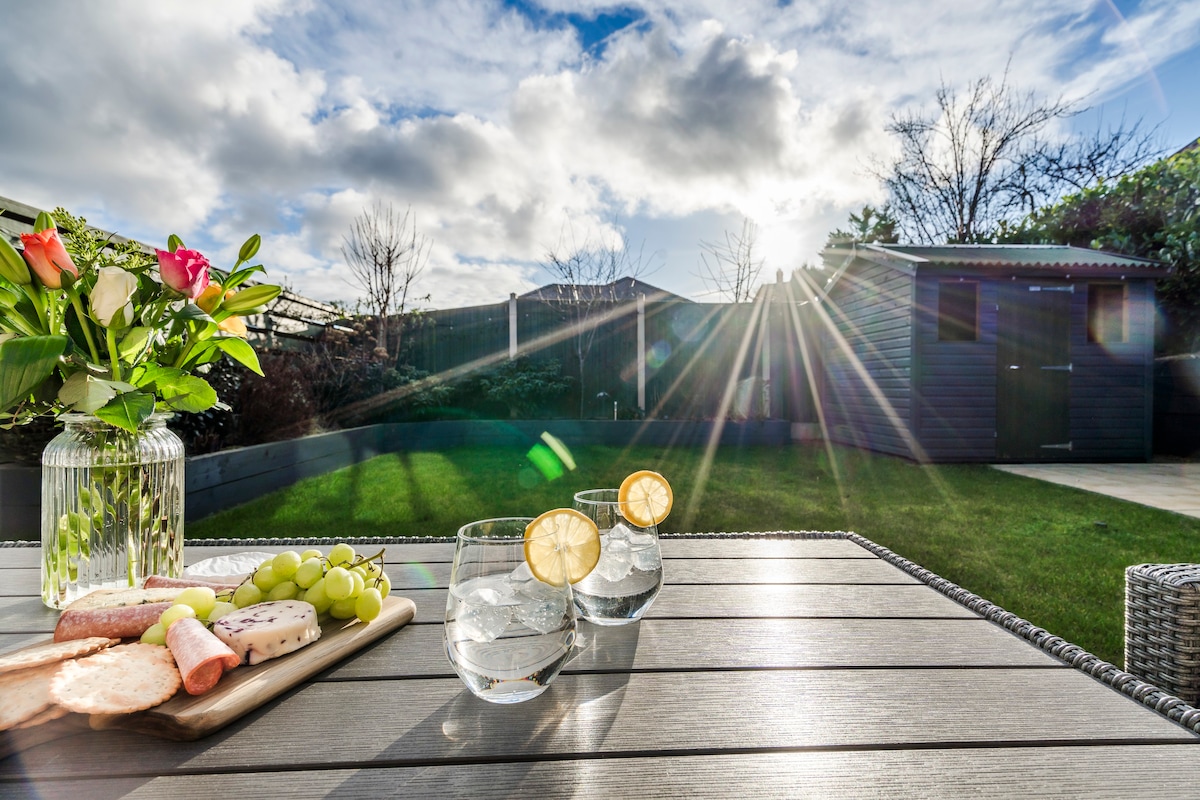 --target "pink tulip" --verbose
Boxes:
[20,229,79,289]
[156,247,211,299]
